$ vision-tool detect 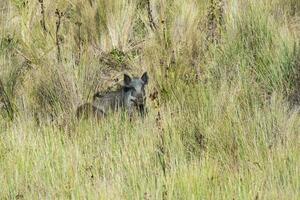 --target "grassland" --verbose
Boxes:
[0,0,299,199]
